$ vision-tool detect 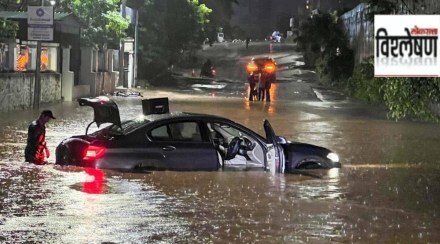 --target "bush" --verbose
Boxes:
[382,77,440,121]
[348,59,384,104]
[347,59,440,122]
